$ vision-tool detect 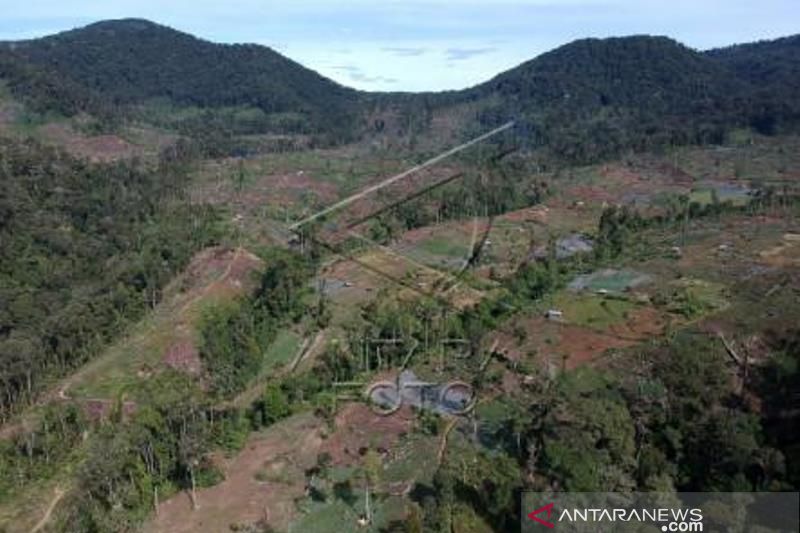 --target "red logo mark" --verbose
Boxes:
[527,502,555,528]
